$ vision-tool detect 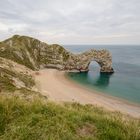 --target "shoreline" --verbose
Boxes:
[34,69,140,118]
[65,72,140,107]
